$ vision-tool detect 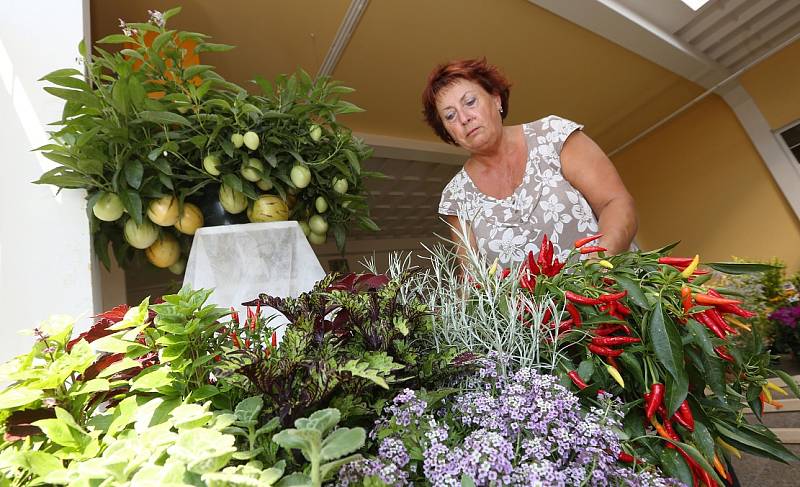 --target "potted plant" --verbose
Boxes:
[34,8,378,272]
